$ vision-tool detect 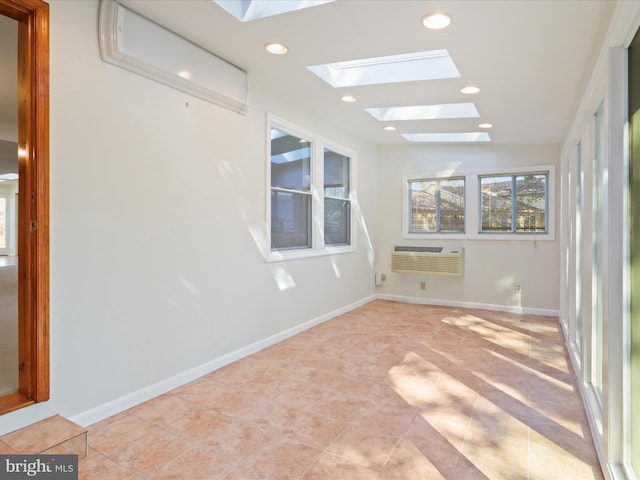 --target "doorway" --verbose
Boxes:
[0,0,49,415]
